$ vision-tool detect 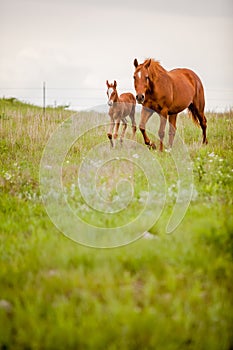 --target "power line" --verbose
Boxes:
[0,85,232,110]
